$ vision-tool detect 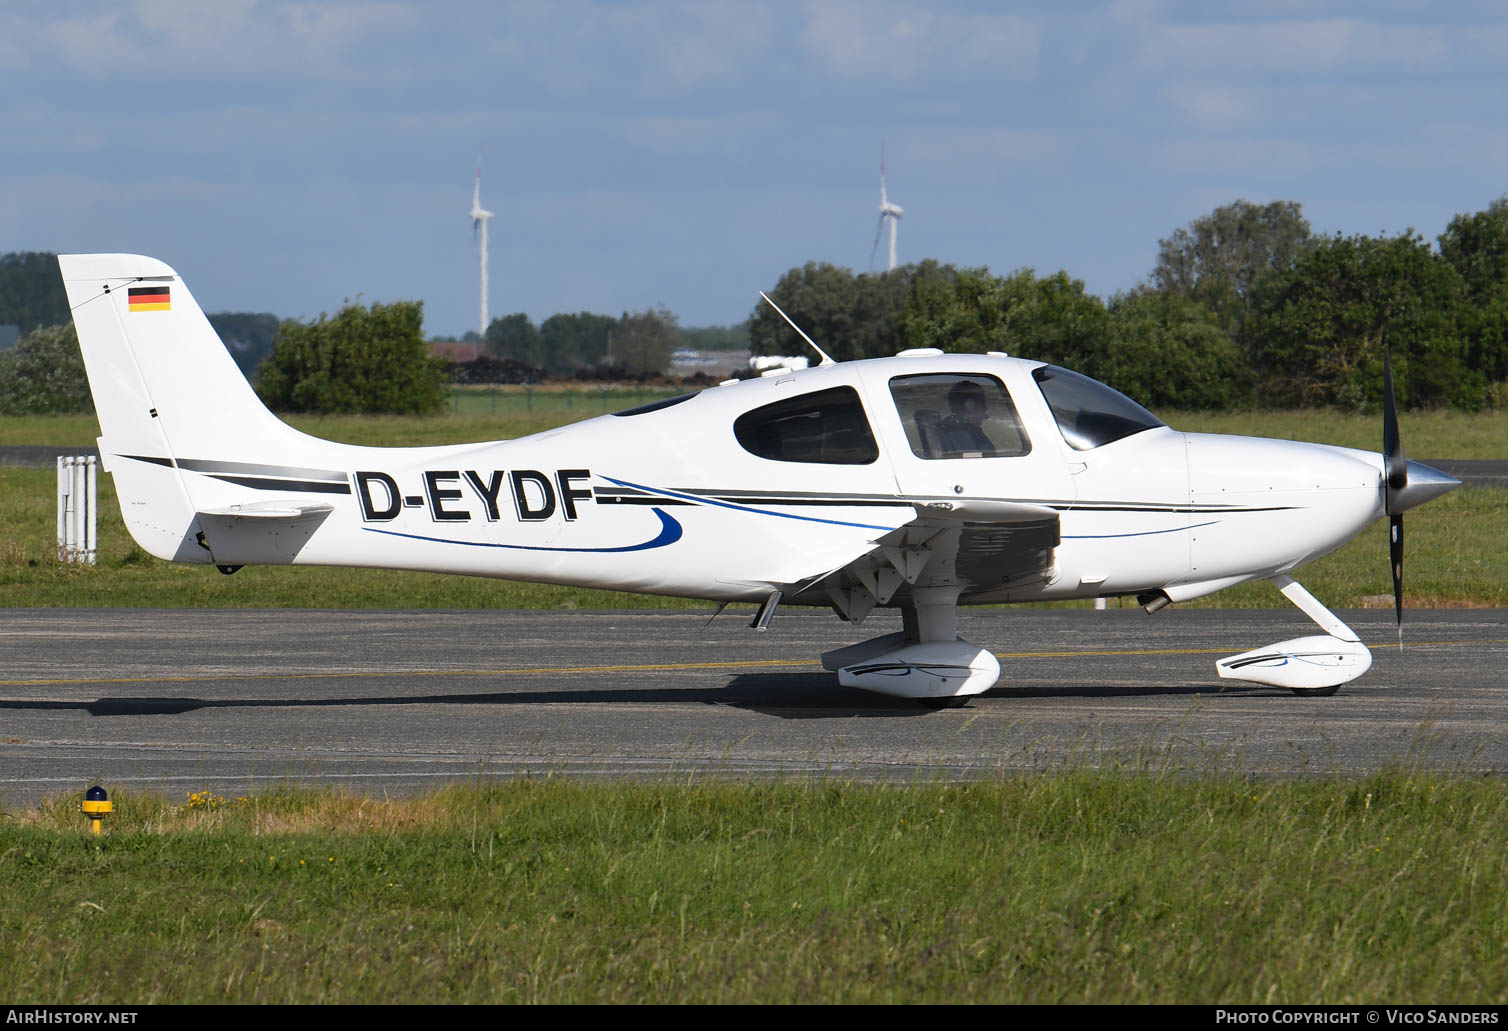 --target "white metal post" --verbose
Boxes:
[56,456,68,561]
[71,458,84,563]
[56,455,97,565]
[86,455,97,564]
